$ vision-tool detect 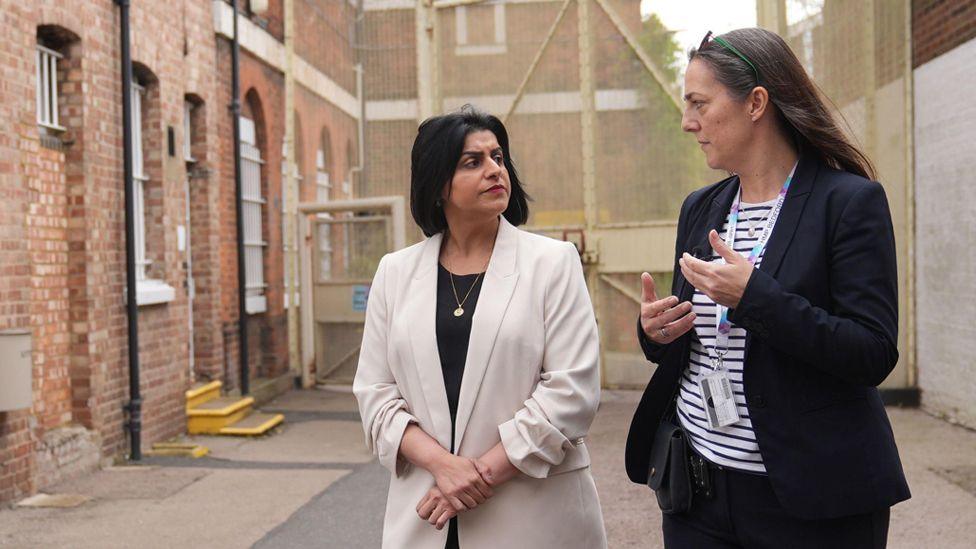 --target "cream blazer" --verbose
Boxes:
[353,217,607,549]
